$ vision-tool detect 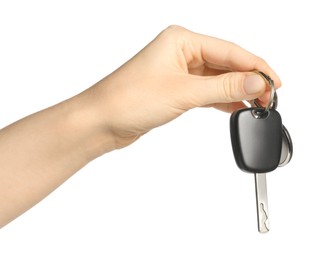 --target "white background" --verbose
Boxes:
[0,0,317,259]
